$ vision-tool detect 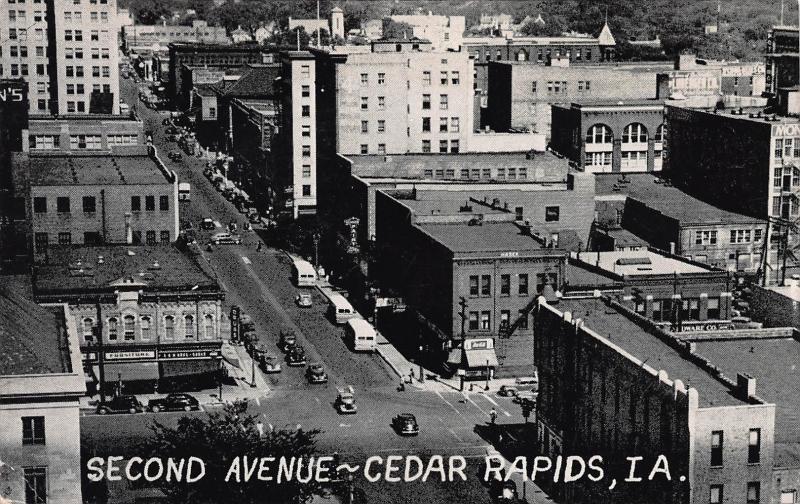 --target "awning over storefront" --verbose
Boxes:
[160,359,220,378]
[96,362,160,382]
[465,348,499,369]
[447,348,462,366]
